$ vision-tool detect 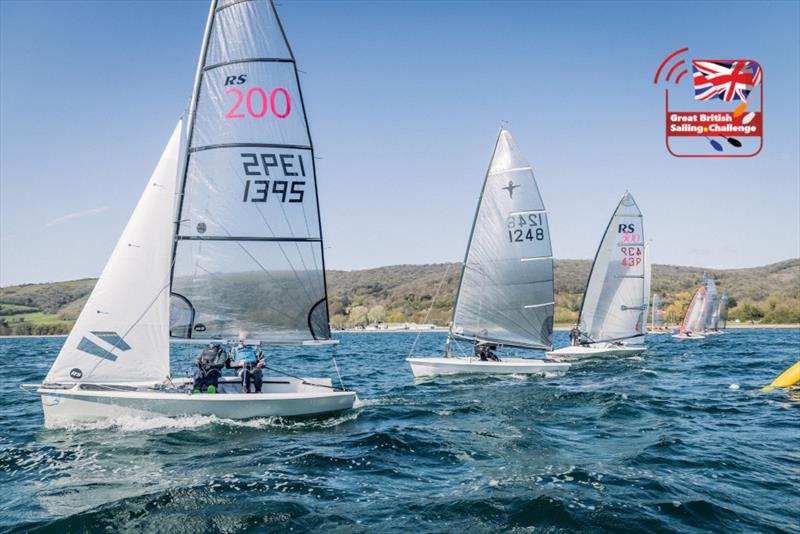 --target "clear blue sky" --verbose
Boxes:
[1,0,798,286]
